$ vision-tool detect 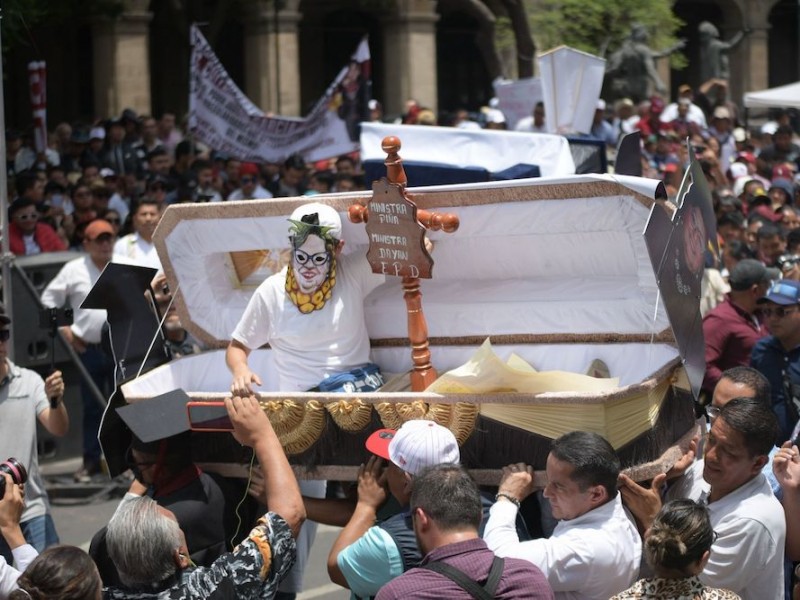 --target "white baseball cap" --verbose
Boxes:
[367,420,460,475]
[288,202,342,240]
